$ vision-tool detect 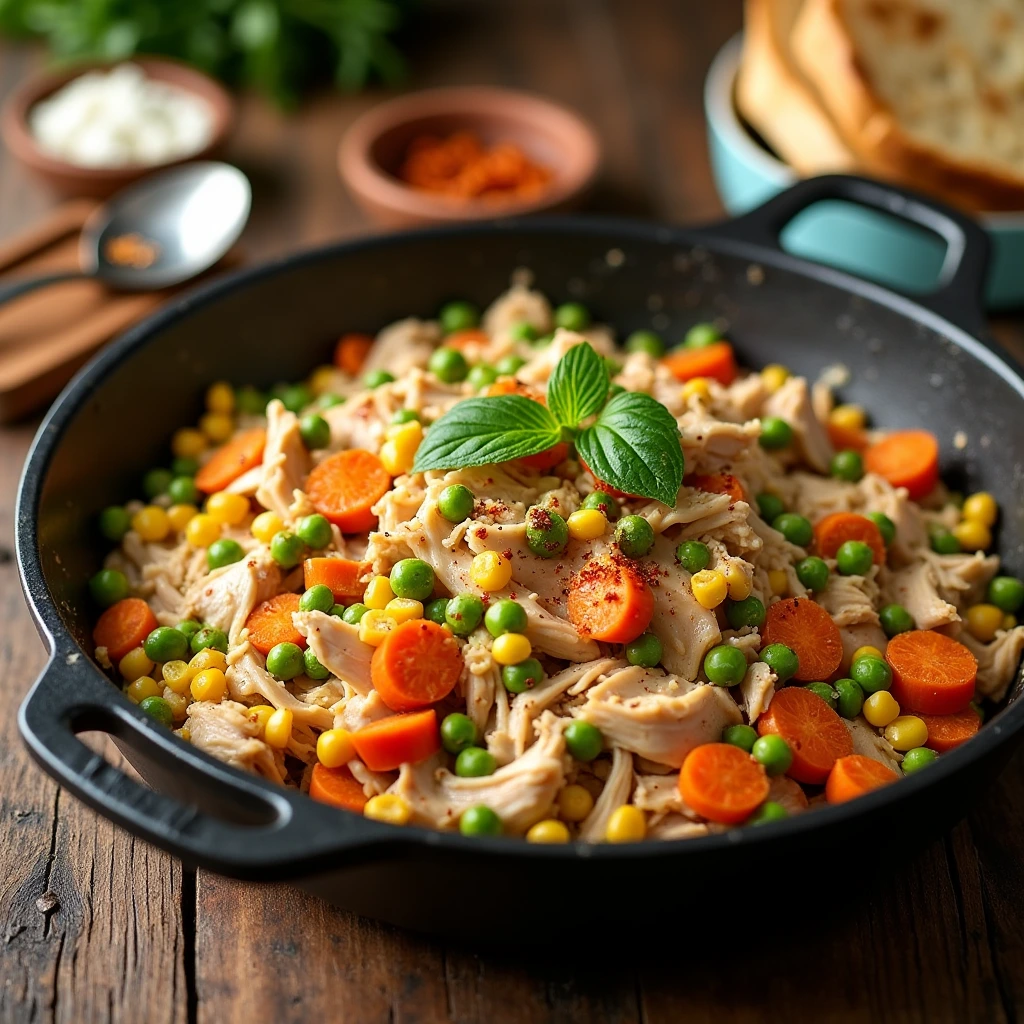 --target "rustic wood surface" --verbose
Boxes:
[2,1,1024,1021]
